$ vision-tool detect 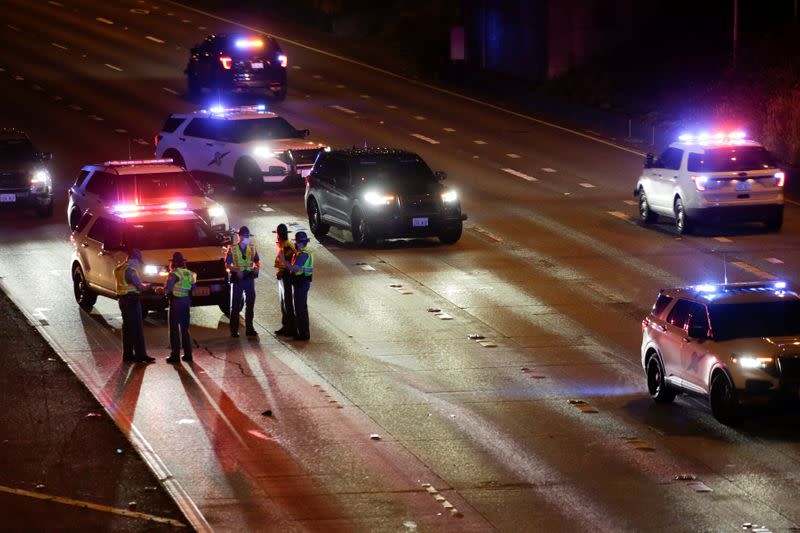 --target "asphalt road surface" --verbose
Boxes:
[1,1,799,532]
